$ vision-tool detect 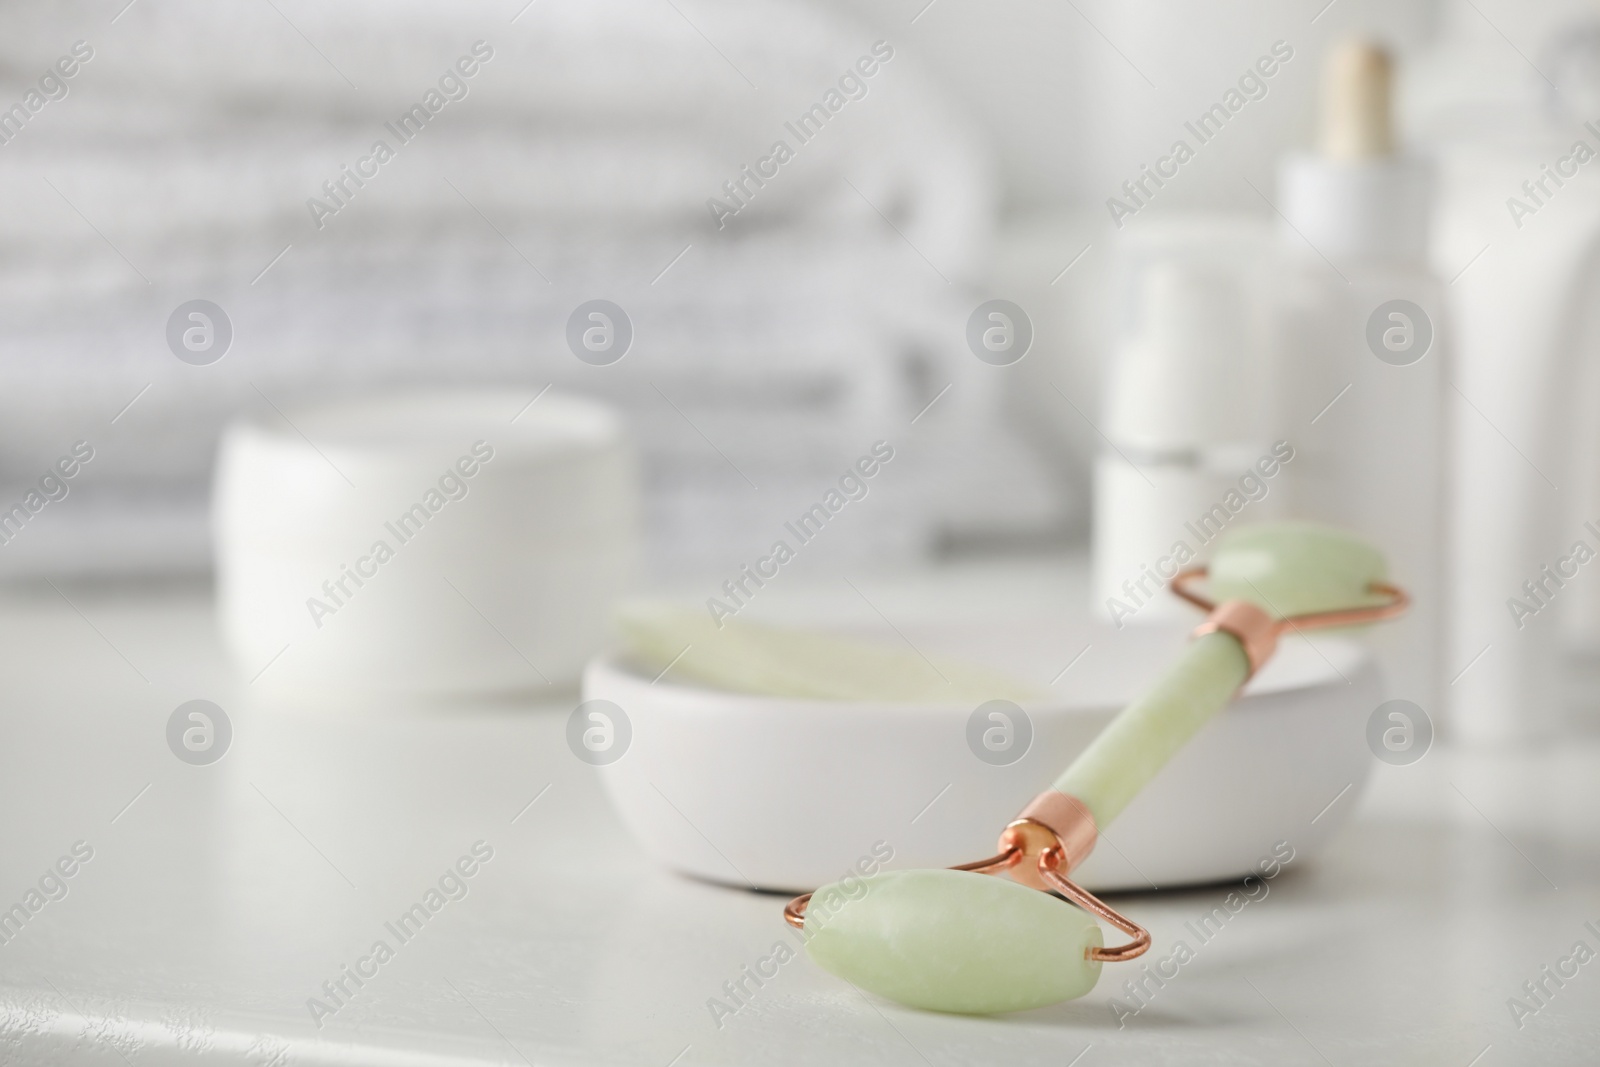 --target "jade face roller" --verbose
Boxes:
[783,522,1409,1014]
